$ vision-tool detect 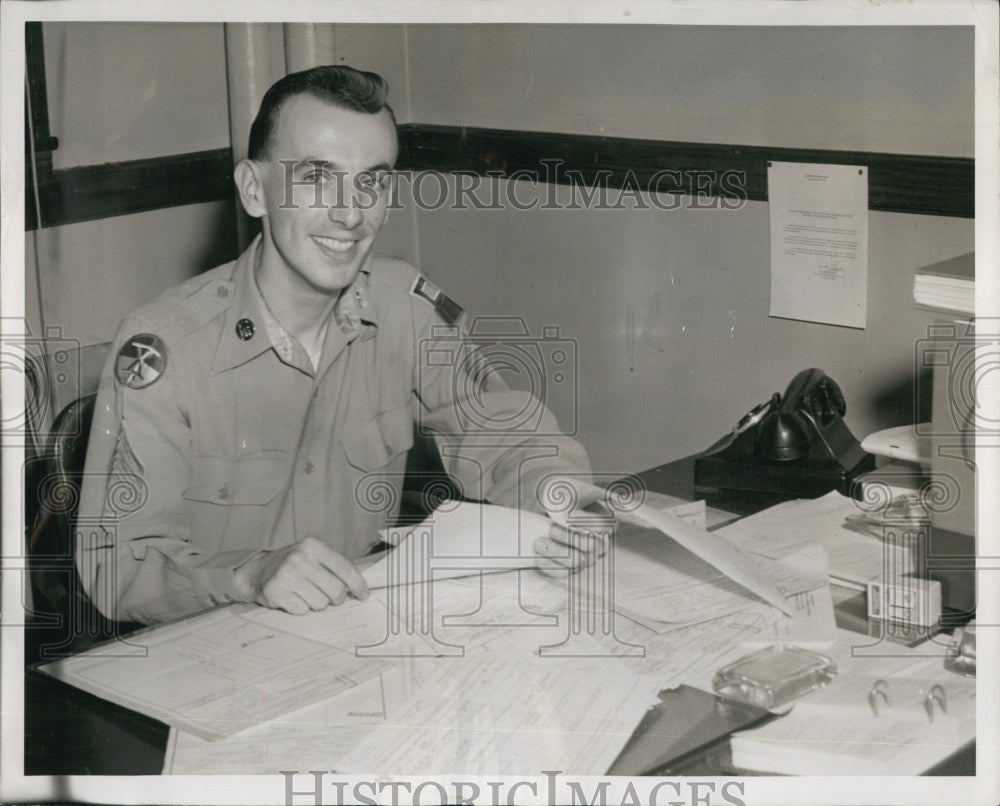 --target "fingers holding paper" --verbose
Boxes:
[234,536,370,615]
[534,511,614,577]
